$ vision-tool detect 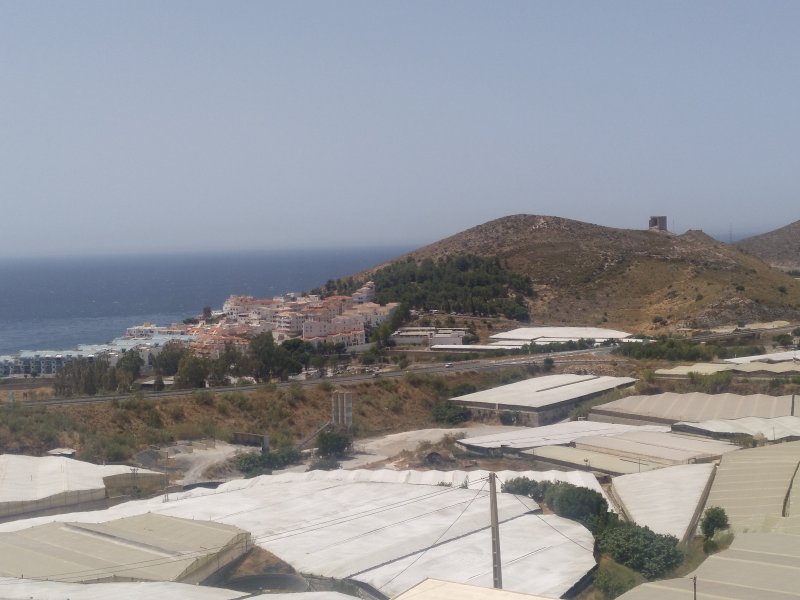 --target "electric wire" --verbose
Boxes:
[378,479,489,592]
[0,476,494,585]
